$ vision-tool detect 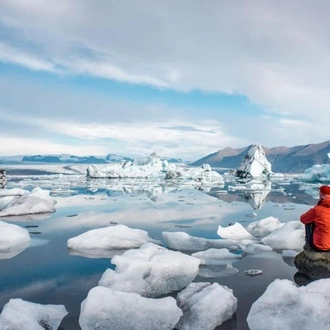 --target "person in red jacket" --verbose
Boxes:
[300,185,330,251]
